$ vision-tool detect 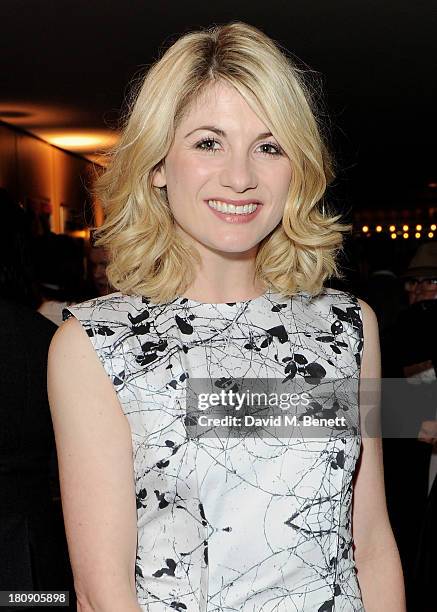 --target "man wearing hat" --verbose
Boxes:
[382,242,437,611]
[402,242,437,305]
